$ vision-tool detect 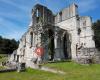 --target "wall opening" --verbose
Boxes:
[16,55,19,62]
[14,54,16,61]
[30,32,33,47]
[48,29,54,60]
[59,12,62,22]
[63,32,71,59]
